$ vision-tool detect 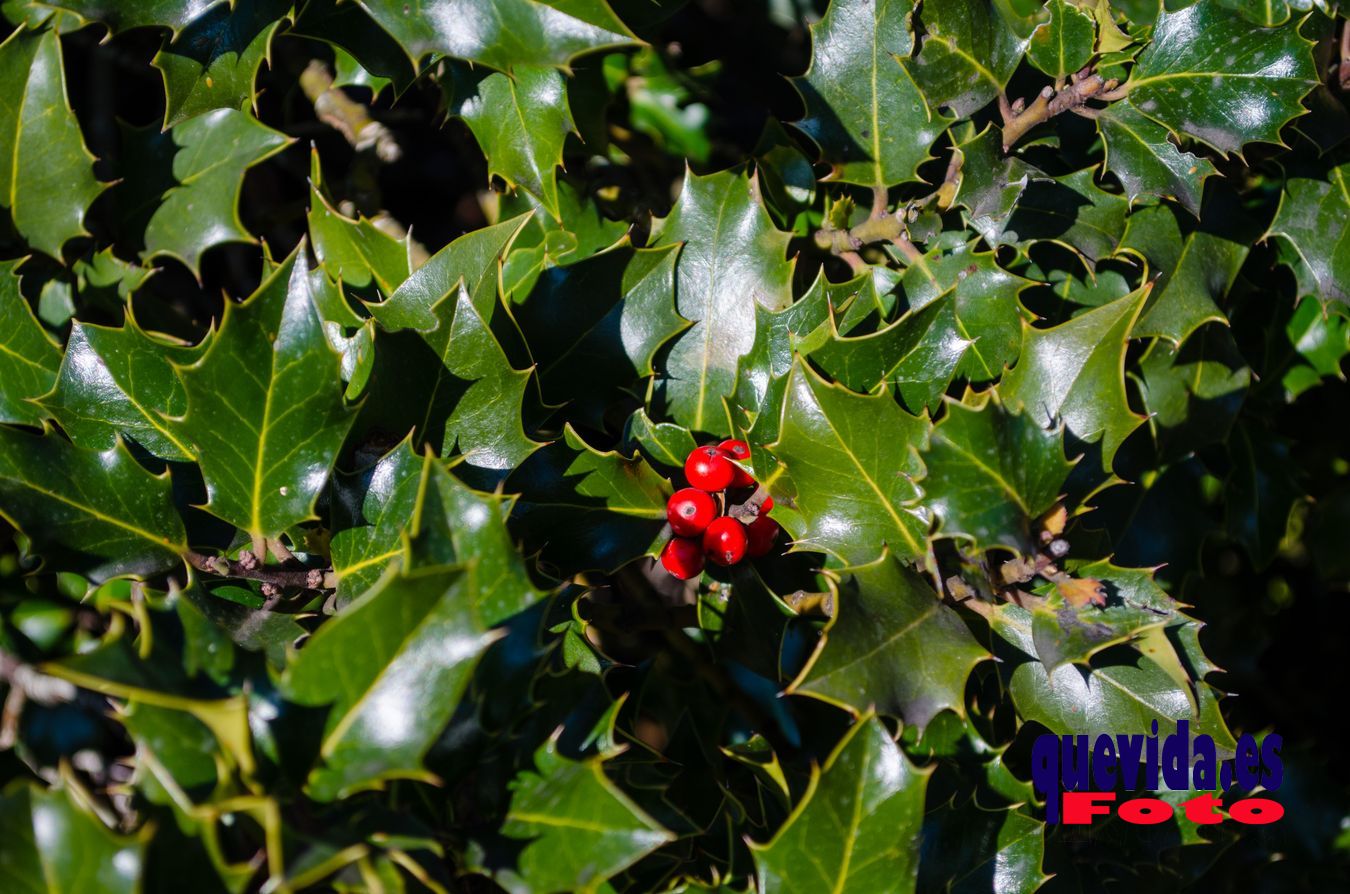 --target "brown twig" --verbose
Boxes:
[300,61,400,162]
[184,550,334,591]
[1000,66,1123,151]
